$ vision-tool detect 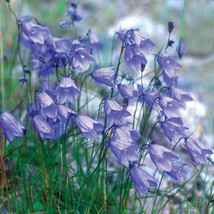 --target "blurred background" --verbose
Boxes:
[1,0,214,147]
